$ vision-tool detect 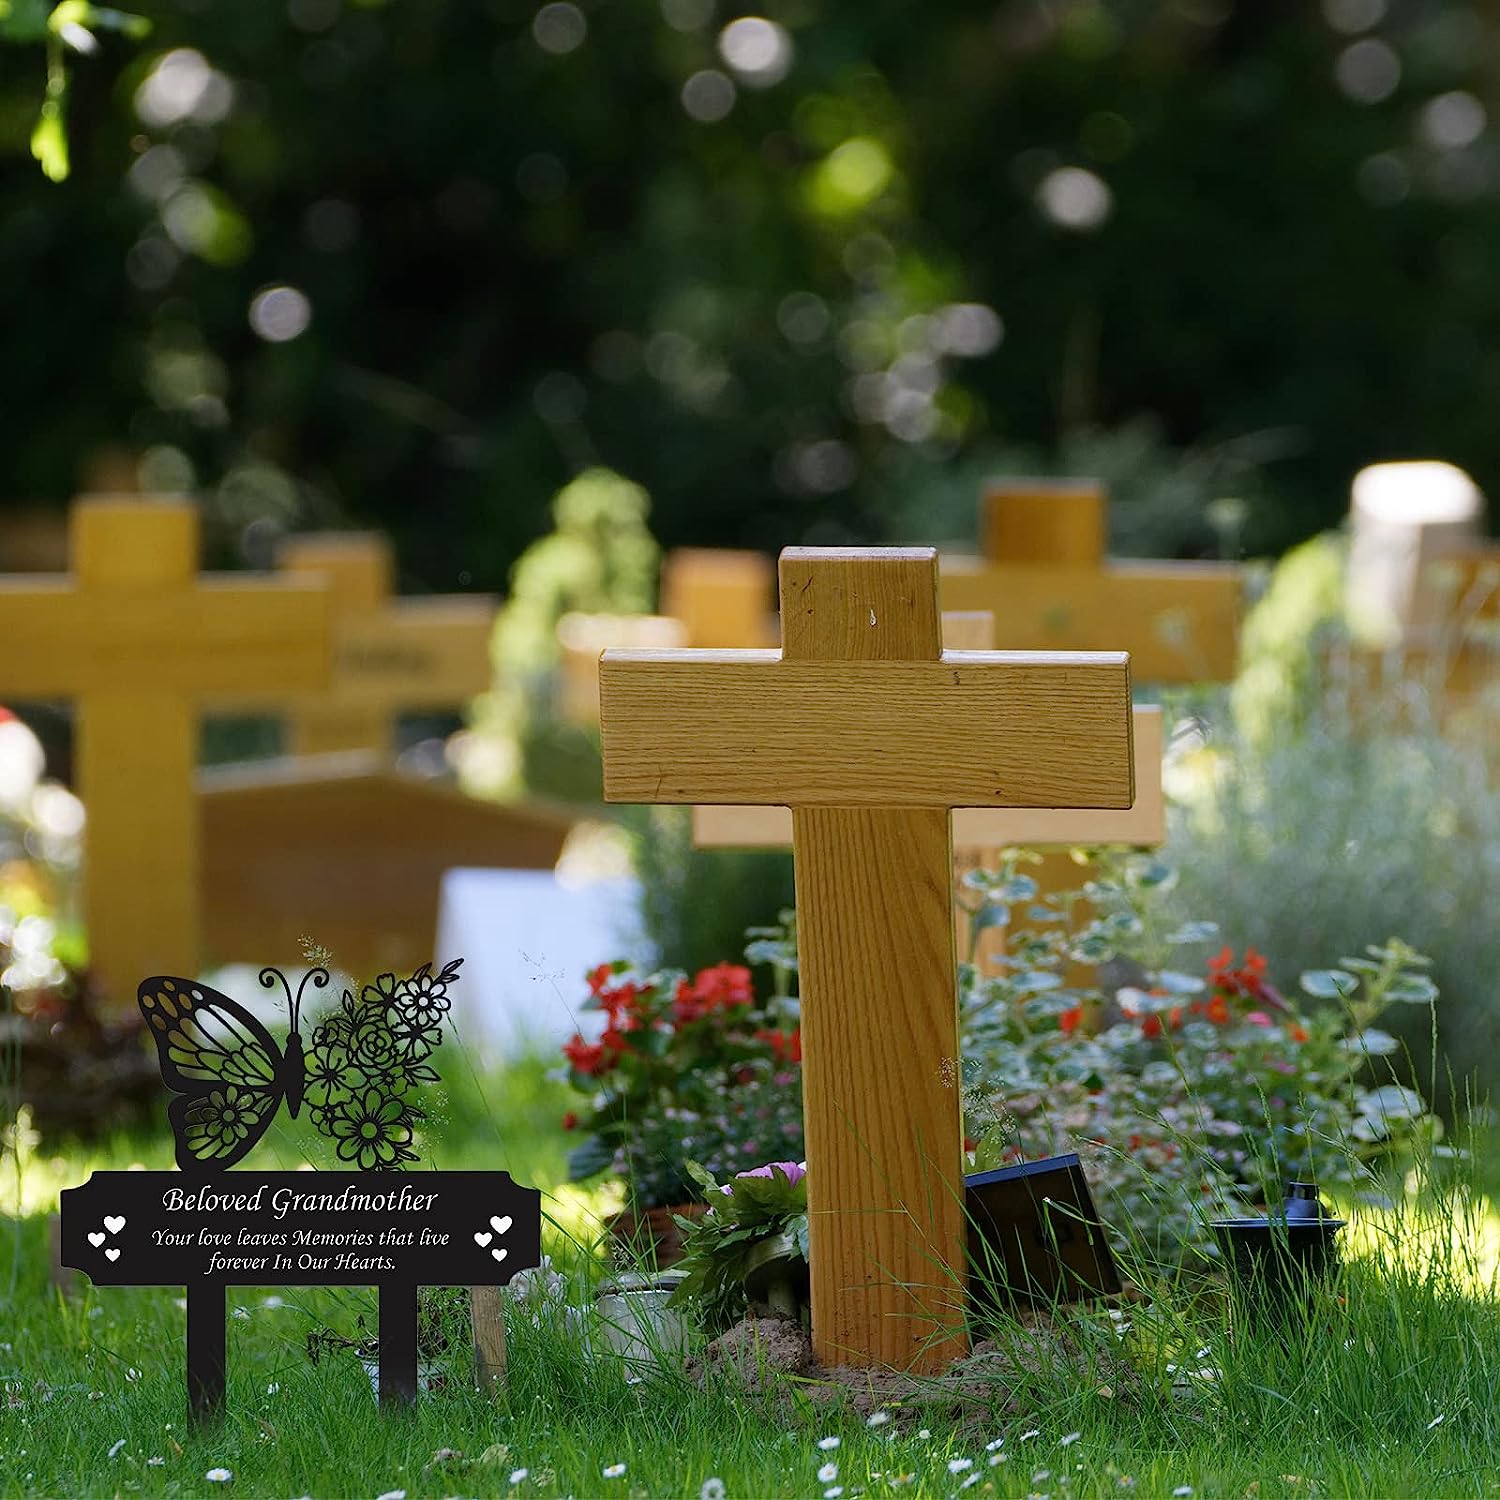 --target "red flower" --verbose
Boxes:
[673,962,754,1023]
[562,1034,605,1075]
[586,963,615,997]
[1058,1006,1084,1035]
[563,1027,631,1076]
[561,1111,578,1131]
[1141,1014,1163,1040]
[1289,1023,1309,1043]
[1205,996,1231,1025]
[693,962,754,1008]
[598,980,646,1028]
[756,1027,802,1065]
